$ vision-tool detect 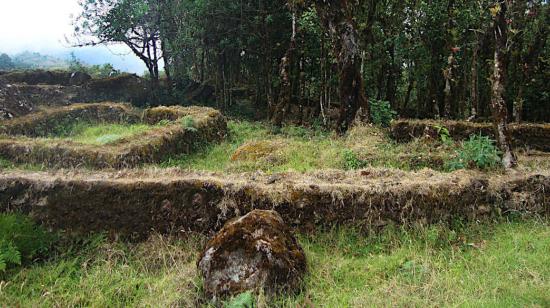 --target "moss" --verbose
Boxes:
[198,210,307,298]
[0,168,547,237]
[230,140,288,162]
